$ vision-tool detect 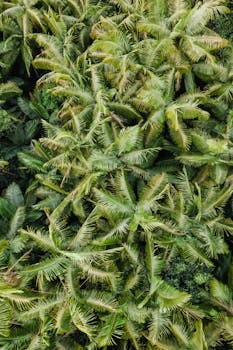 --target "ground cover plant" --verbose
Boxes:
[0,0,233,349]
